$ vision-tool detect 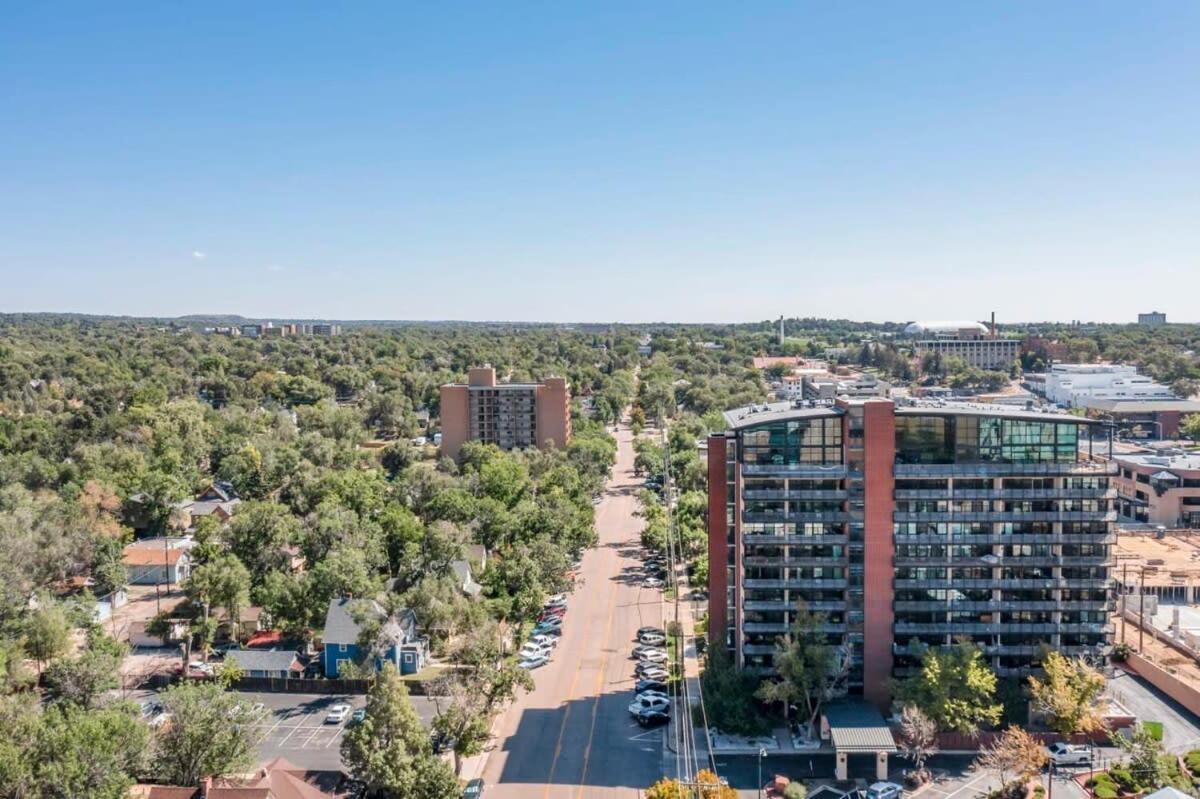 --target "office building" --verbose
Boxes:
[905,320,1021,371]
[707,398,1114,709]
[1138,312,1167,327]
[1103,449,1200,528]
[439,365,571,459]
